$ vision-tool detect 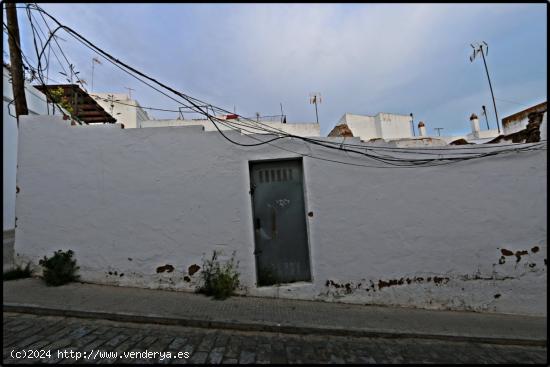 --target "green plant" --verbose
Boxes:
[197,250,240,300]
[38,249,80,286]
[49,86,75,116]
[3,263,32,281]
